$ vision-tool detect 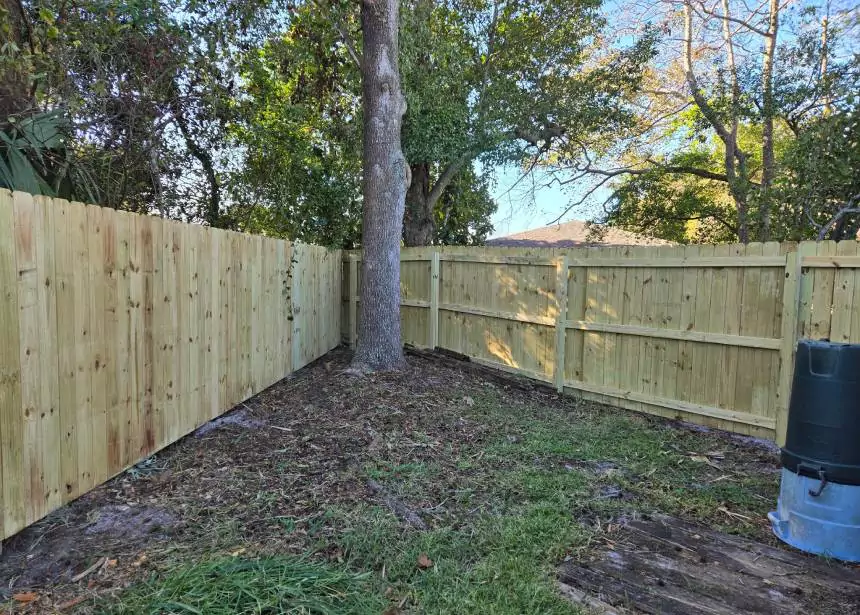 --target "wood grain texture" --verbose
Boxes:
[0,191,341,541]
[1,190,24,536]
[9,199,860,543]
[344,242,860,442]
[559,514,860,614]
[554,256,569,392]
[14,192,45,524]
